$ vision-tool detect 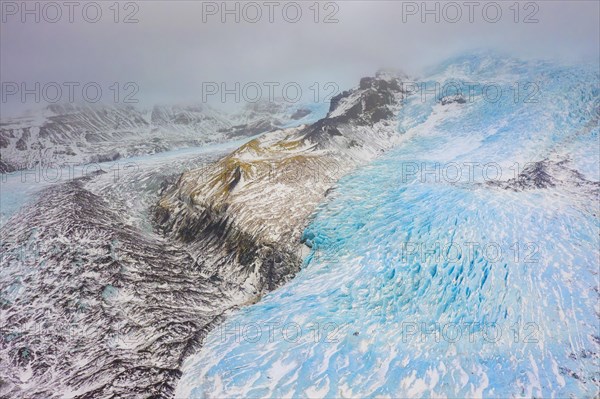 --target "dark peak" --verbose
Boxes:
[359,76,402,92]
[440,94,467,105]
[326,72,405,123]
[290,108,312,120]
[489,158,599,192]
[301,72,405,146]
[360,68,408,91]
